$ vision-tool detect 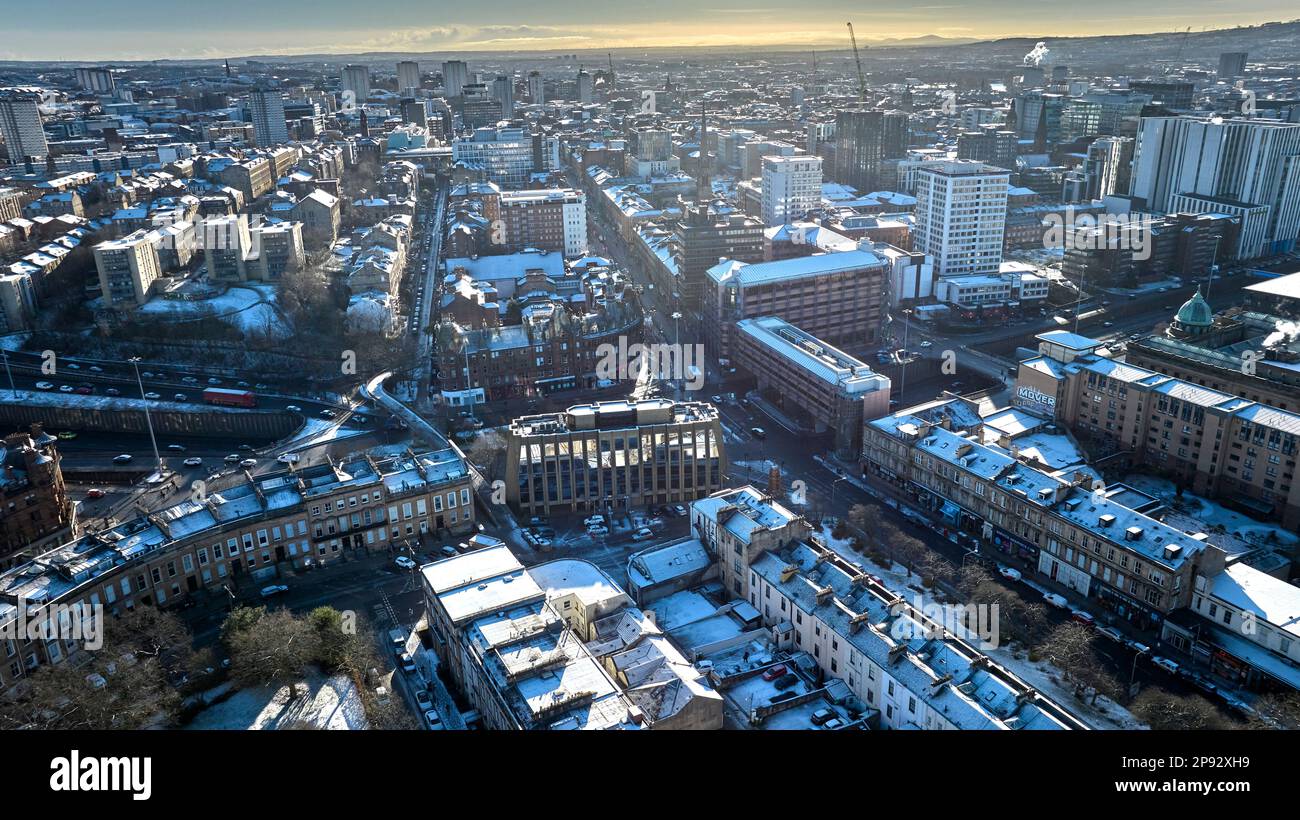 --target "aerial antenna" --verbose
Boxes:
[847,22,867,102]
